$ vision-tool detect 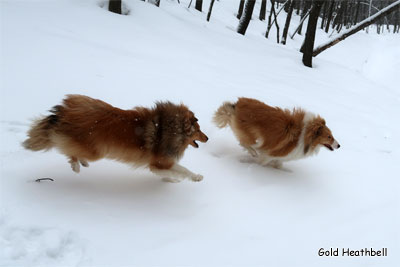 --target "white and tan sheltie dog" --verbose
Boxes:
[213,97,340,168]
[23,95,208,183]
